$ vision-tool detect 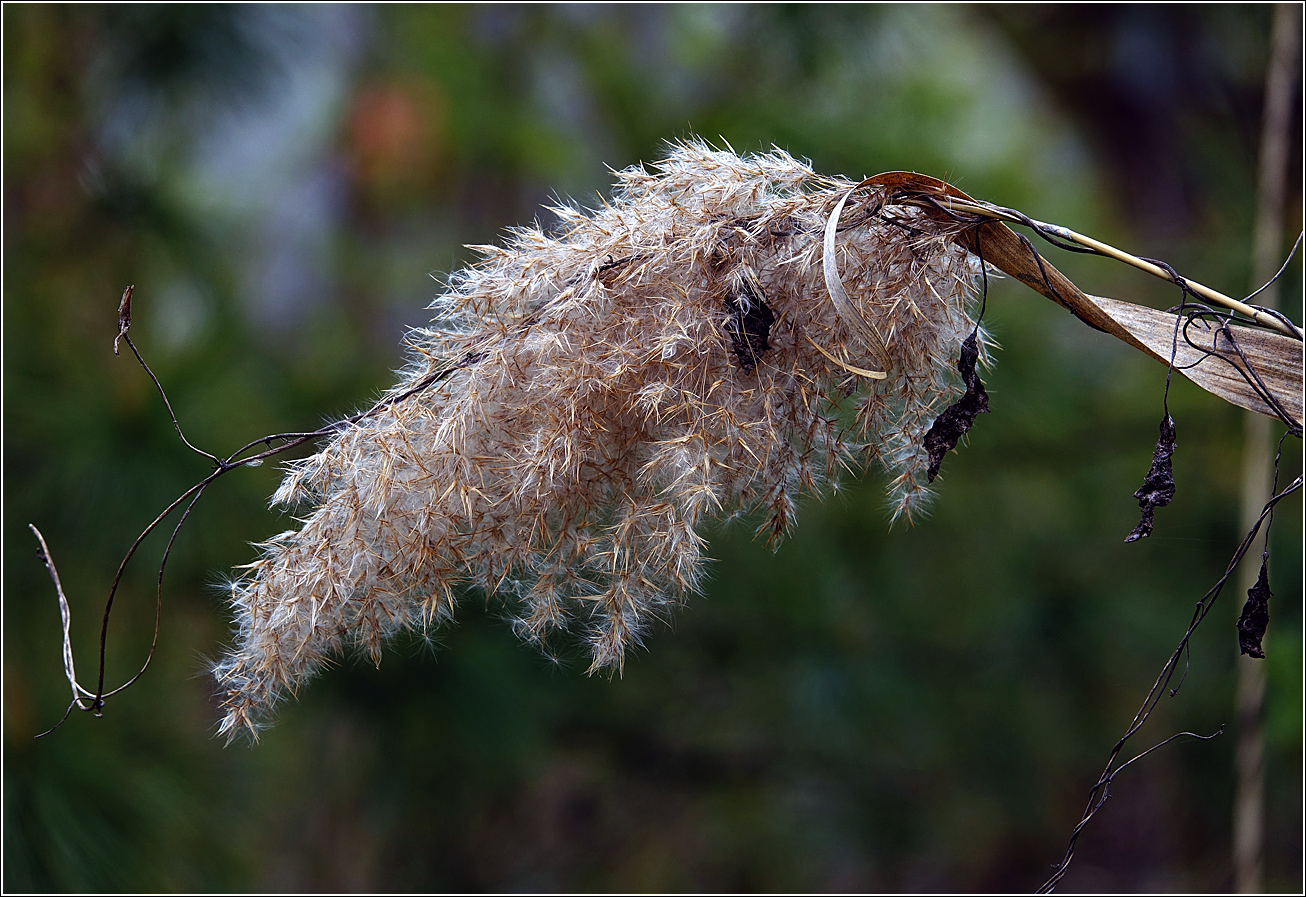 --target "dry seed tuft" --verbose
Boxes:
[212,141,989,739]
